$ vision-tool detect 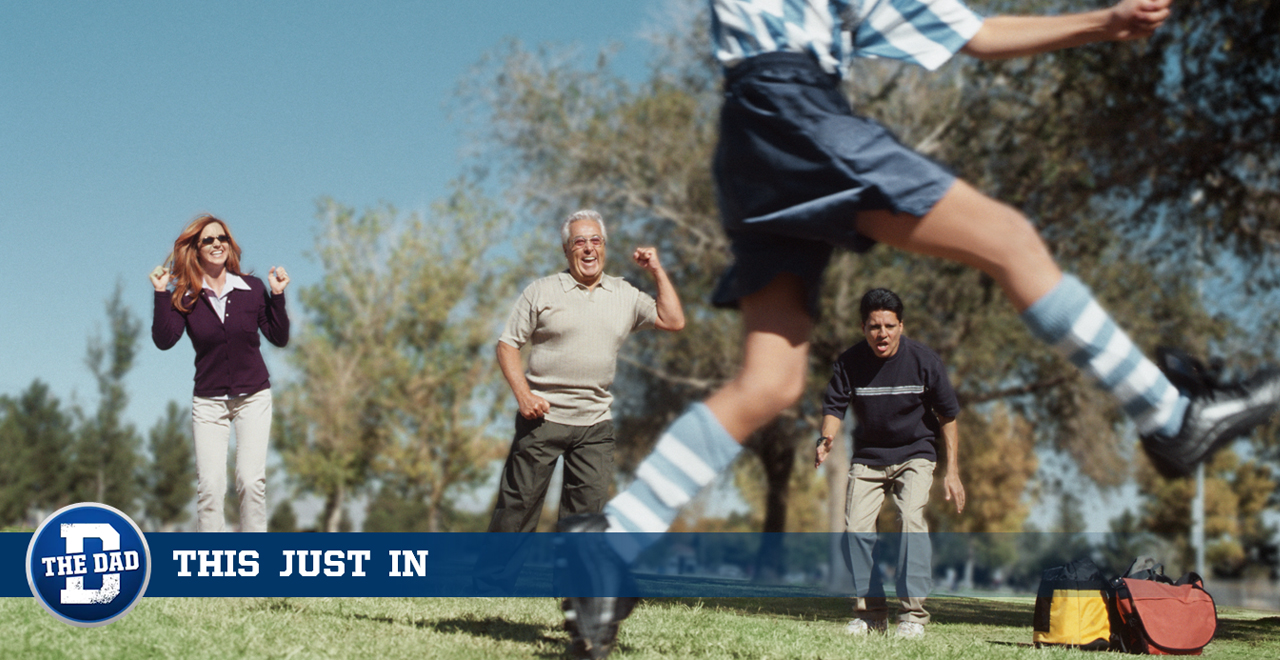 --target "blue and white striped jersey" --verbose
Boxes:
[710,0,985,76]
